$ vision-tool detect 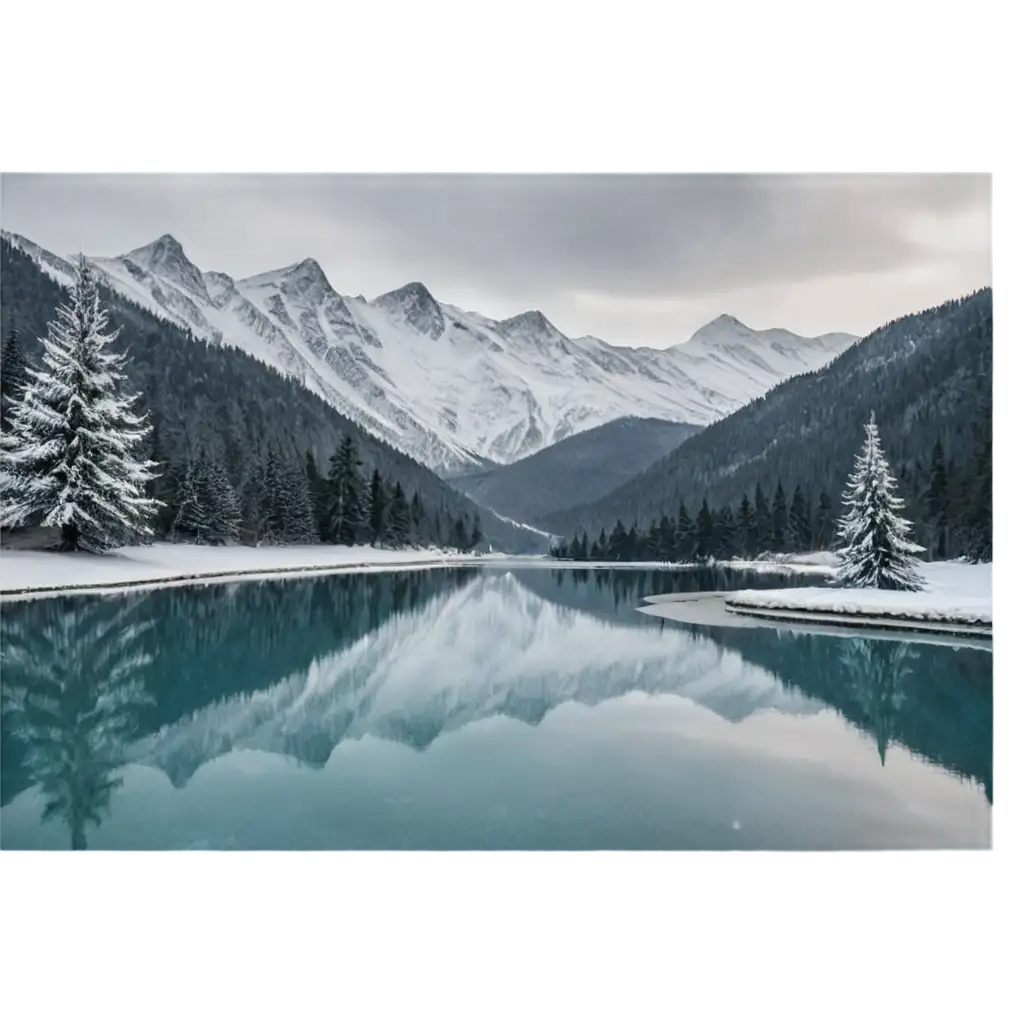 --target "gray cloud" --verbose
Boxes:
[0,173,990,348]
